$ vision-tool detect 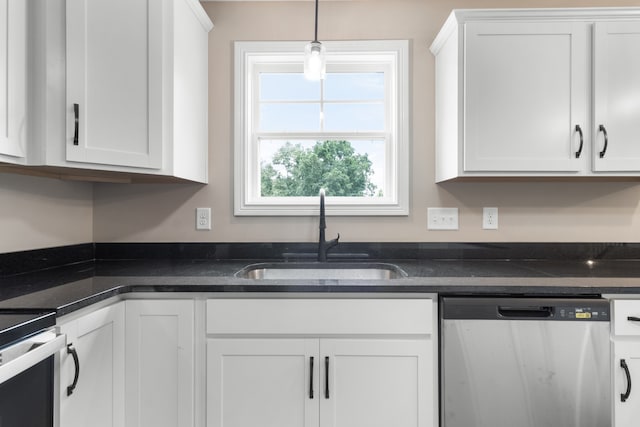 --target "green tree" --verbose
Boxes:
[261,140,377,197]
